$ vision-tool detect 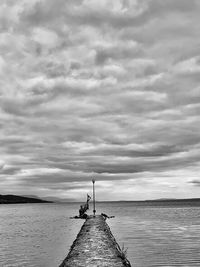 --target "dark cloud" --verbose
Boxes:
[95,43,143,65]
[0,164,21,175]
[188,180,200,186]
[19,0,198,33]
